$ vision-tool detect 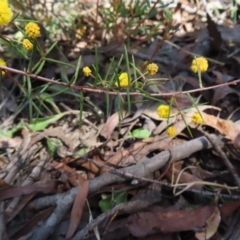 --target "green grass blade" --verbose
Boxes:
[69,56,82,84]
